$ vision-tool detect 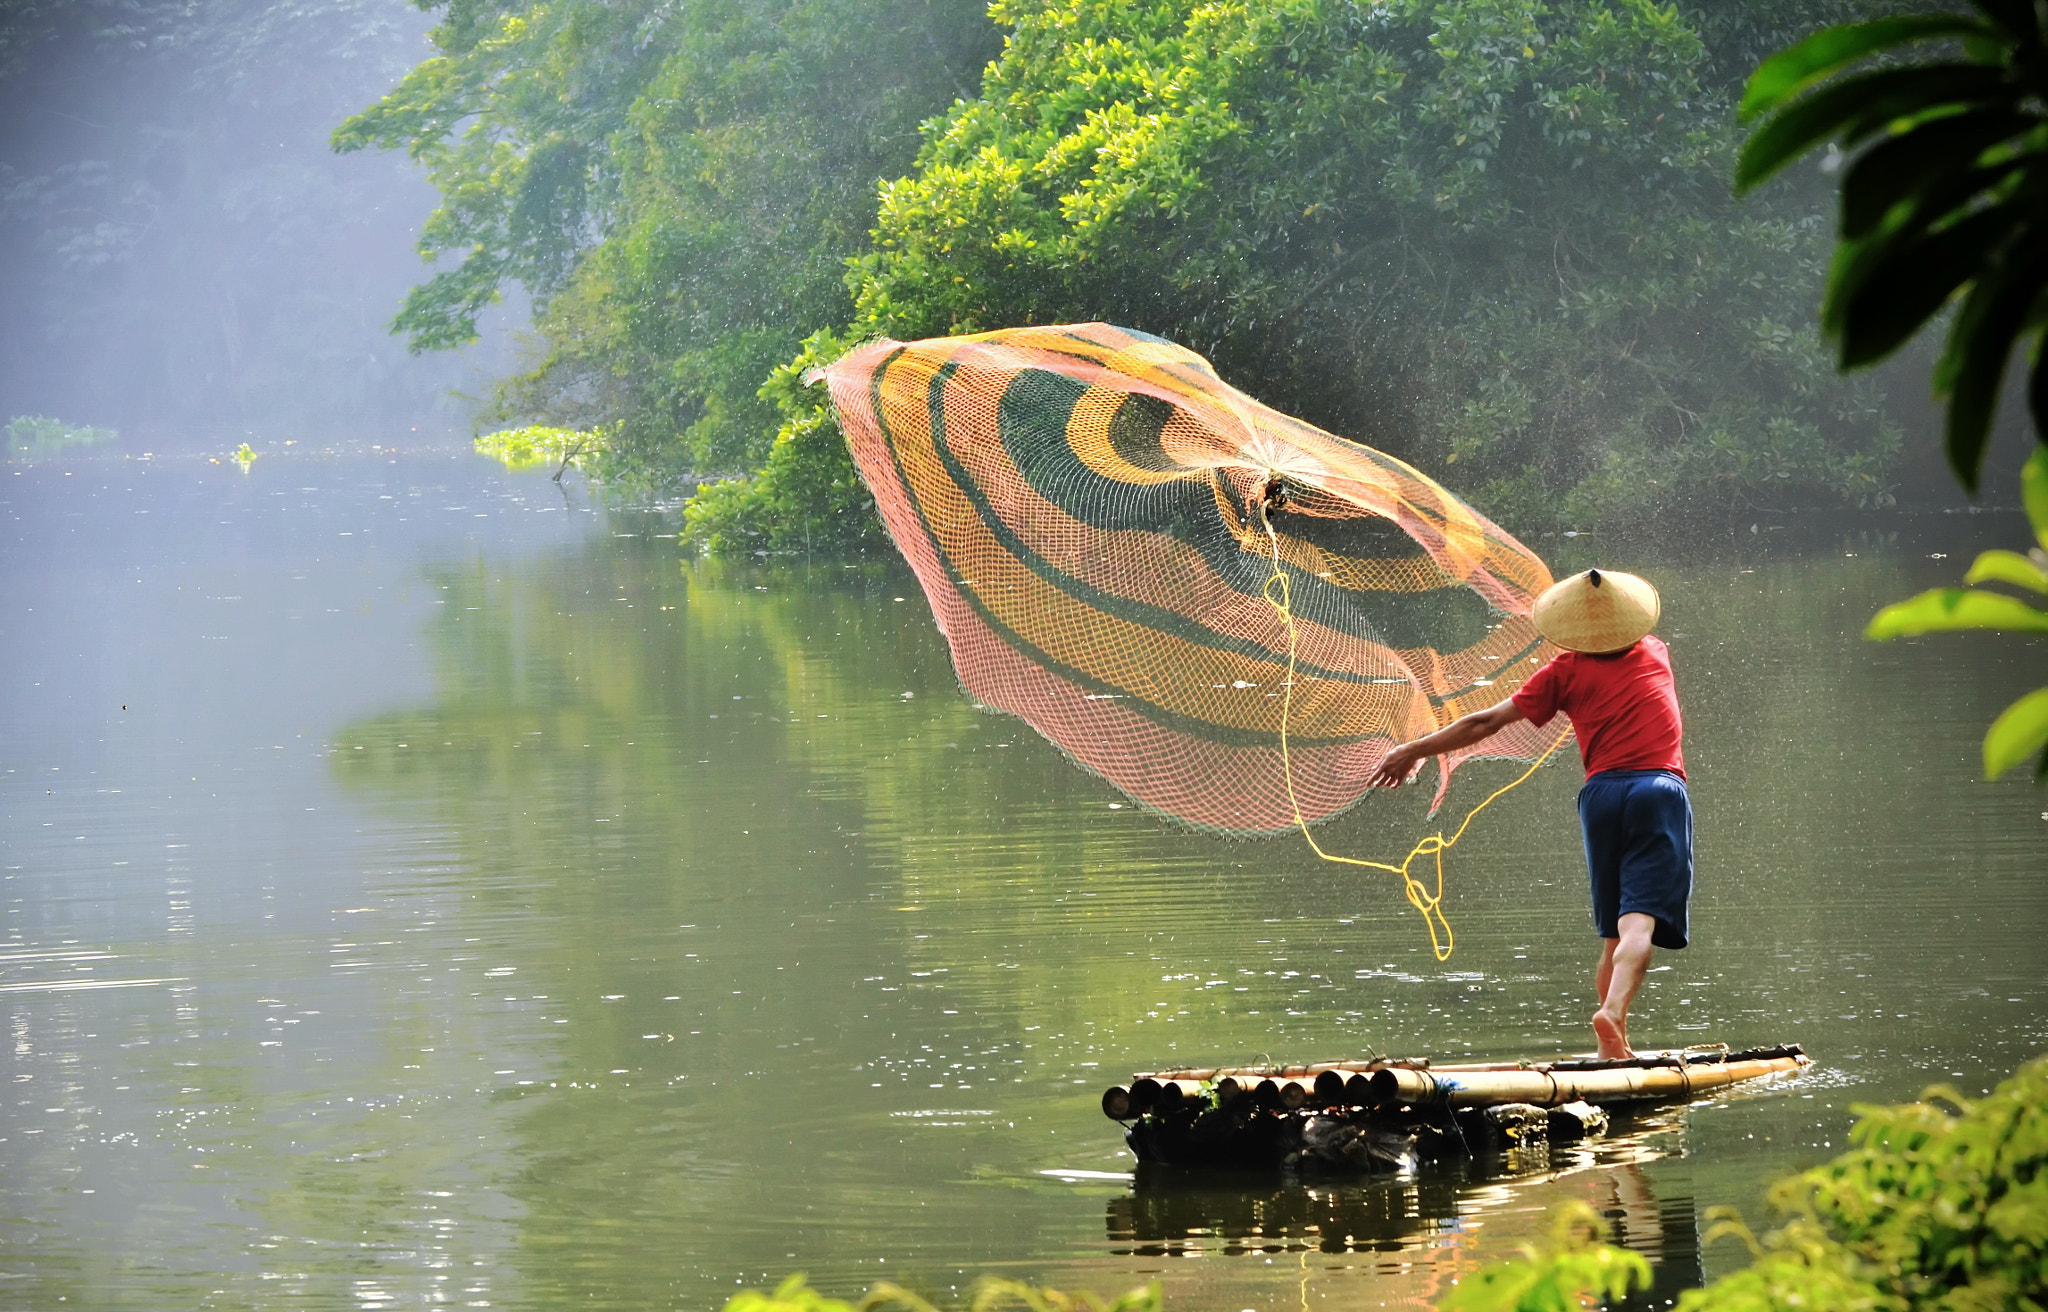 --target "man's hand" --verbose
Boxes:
[1365,699,1528,789]
[1369,741,1424,788]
